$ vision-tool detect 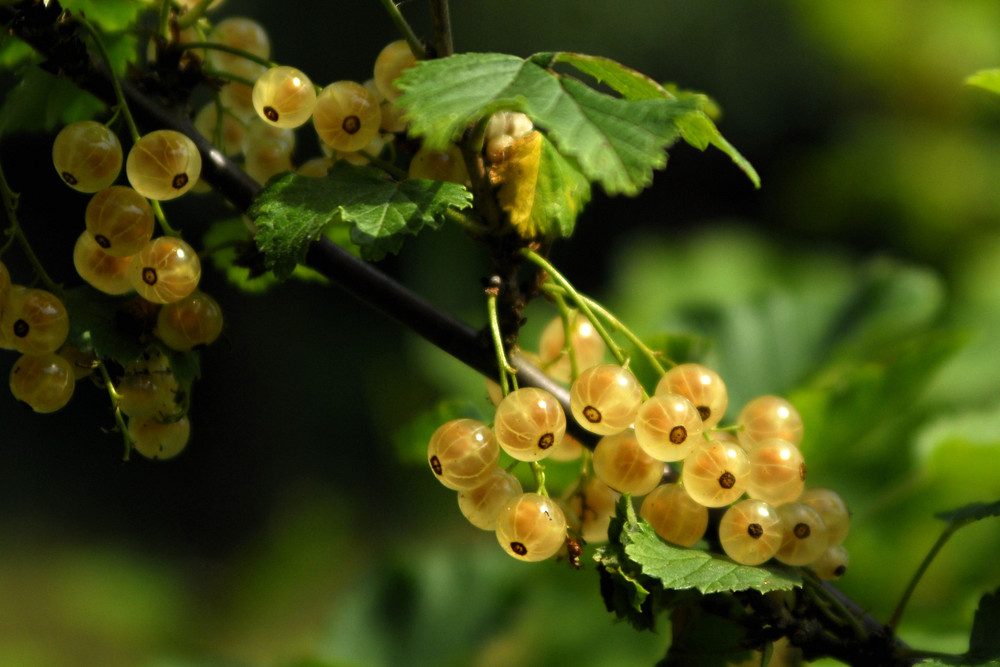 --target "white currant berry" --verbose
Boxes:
[493,387,566,461]
[129,415,191,460]
[798,488,850,546]
[10,352,75,413]
[495,492,567,562]
[130,237,201,304]
[592,429,665,496]
[737,395,804,450]
[427,418,499,490]
[207,17,270,71]
[313,81,381,153]
[155,290,223,351]
[244,136,294,185]
[408,144,469,184]
[1,287,69,356]
[52,120,123,193]
[193,103,246,156]
[718,499,784,565]
[85,186,155,258]
[373,39,417,102]
[634,393,703,462]
[746,438,807,506]
[252,65,317,129]
[639,483,709,547]
[569,364,643,435]
[654,363,727,428]
[537,311,607,383]
[74,230,135,295]
[774,502,829,566]
[457,467,522,530]
[681,439,750,507]
[126,130,202,200]
[569,477,619,544]
[810,544,849,580]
